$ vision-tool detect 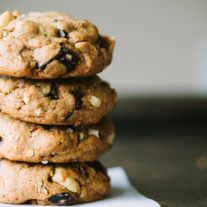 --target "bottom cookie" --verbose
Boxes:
[0,159,110,205]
